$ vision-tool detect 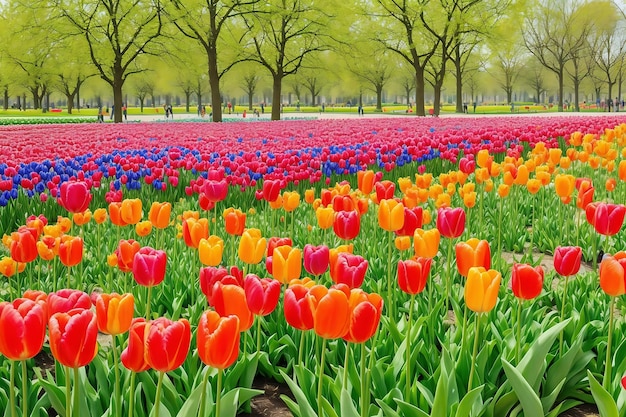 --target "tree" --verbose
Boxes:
[524,60,547,104]
[302,74,323,106]
[351,51,393,111]
[524,0,592,112]
[491,45,526,105]
[132,78,156,111]
[241,72,261,109]
[168,0,259,122]
[398,73,416,107]
[241,0,331,120]
[54,0,164,122]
